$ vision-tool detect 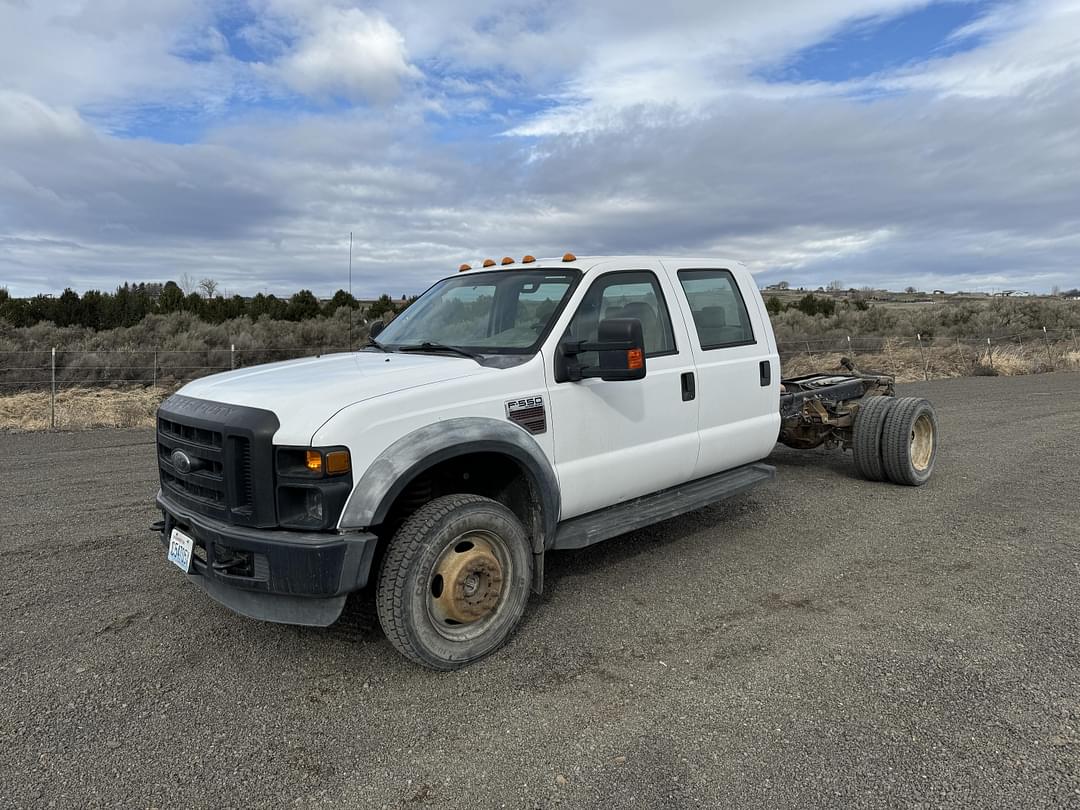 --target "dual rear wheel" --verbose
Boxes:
[853,396,938,486]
